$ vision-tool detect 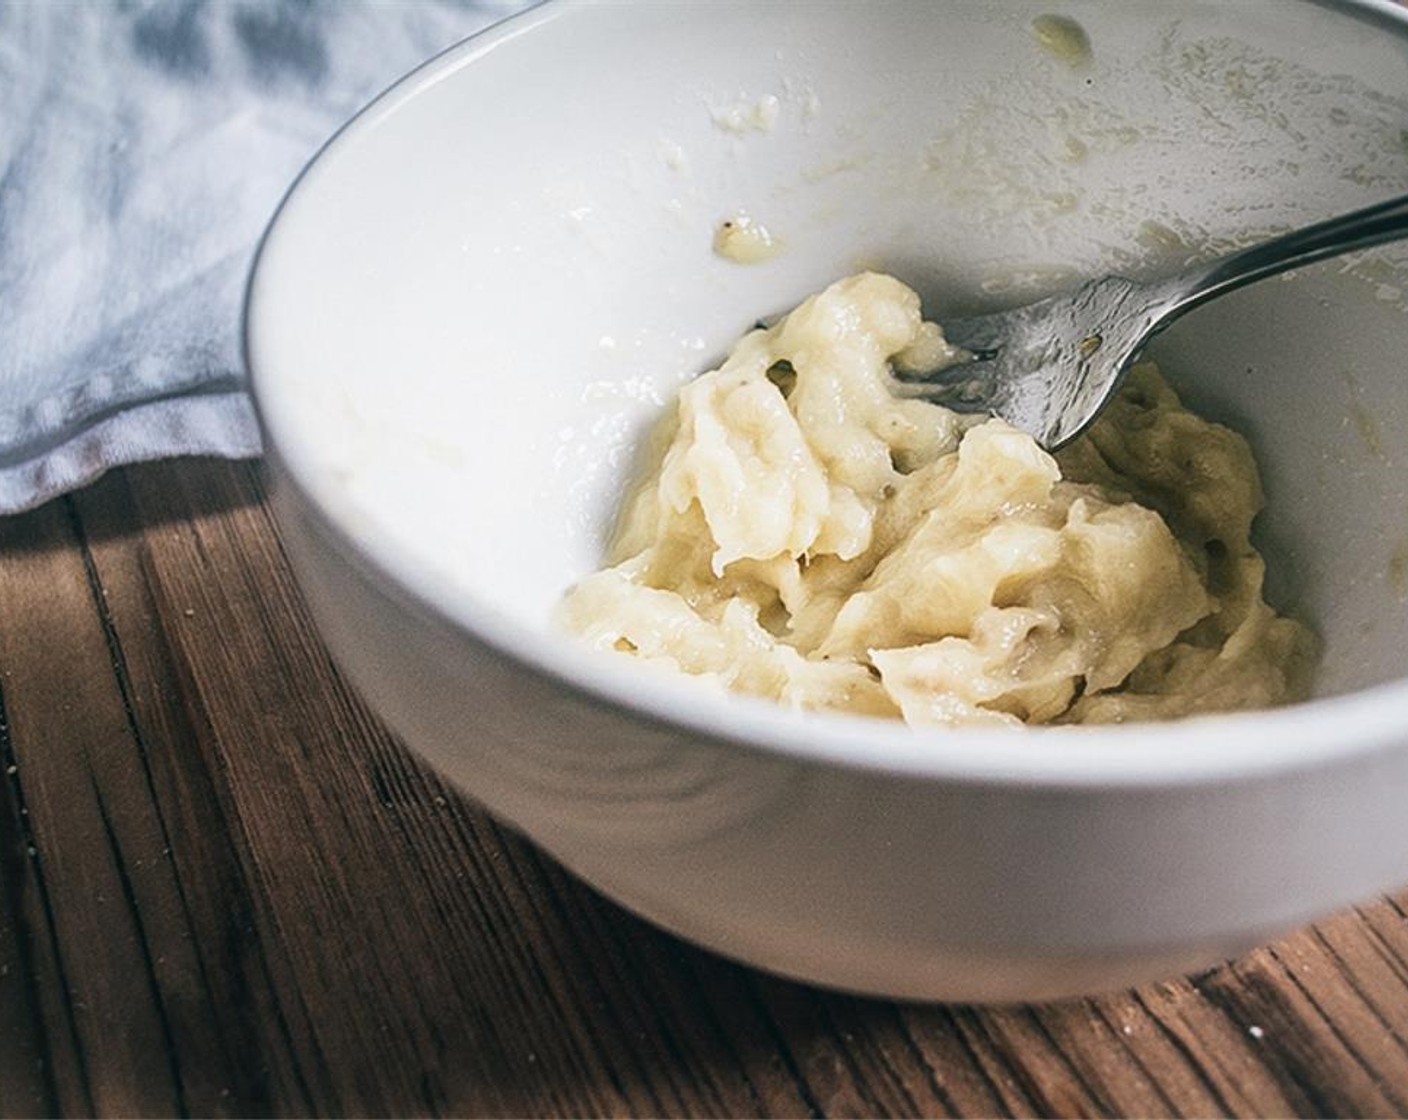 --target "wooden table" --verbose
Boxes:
[2,458,1407,1118]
